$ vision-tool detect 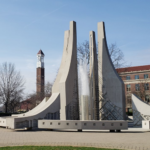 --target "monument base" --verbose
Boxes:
[38,120,128,131]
